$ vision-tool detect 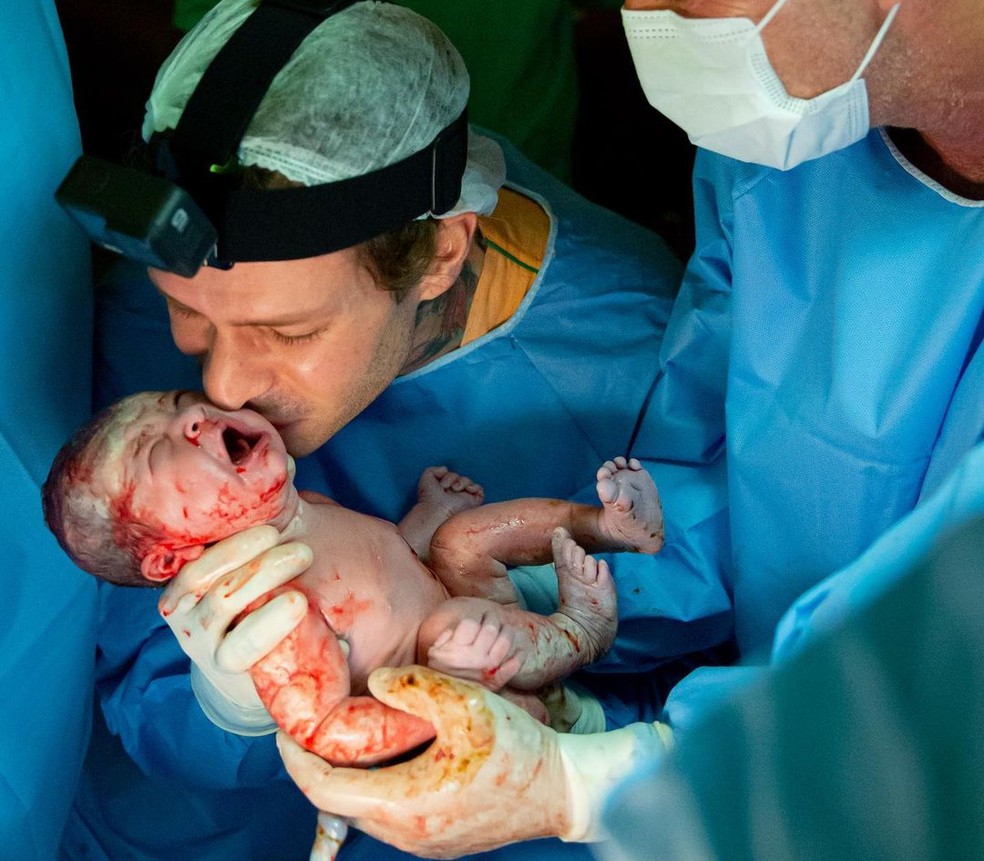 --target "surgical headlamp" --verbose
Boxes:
[55,0,468,278]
